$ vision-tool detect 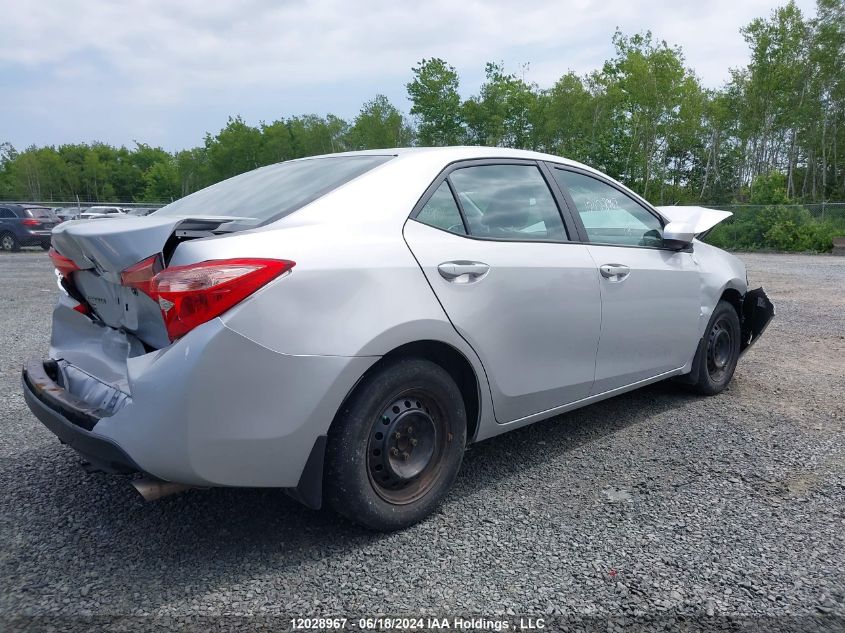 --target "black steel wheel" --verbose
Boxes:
[367,391,448,505]
[325,357,467,531]
[706,317,734,383]
[691,300,741,395]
